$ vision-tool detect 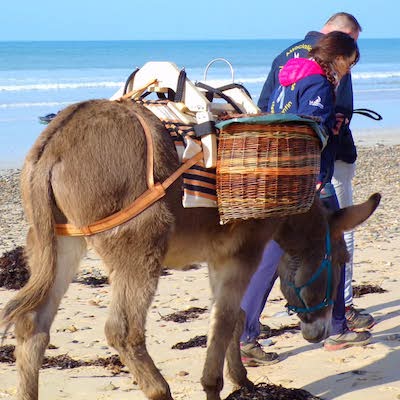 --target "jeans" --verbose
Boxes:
[321,193,347,335]
[240,240,283,342]
[332,160,356,307]
[240,188,347,342]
